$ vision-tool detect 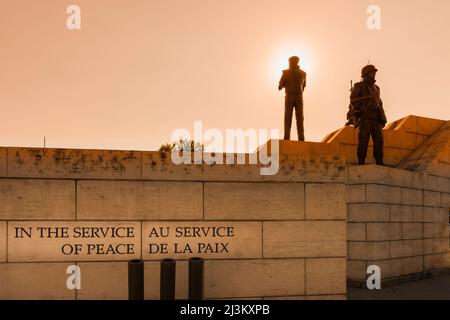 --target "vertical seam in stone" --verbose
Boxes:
[365,222,367,241]
[75,180,78,221]
[303,183,306,220]
[5,221,8,263]
[400,221,403,240]
[75,261,78,301]
[365,183,368,207]
[202,181,205,220]
[140,152,143,179]
[140,221,143,260]
[304,258,307,296]
[261,221,264,259]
